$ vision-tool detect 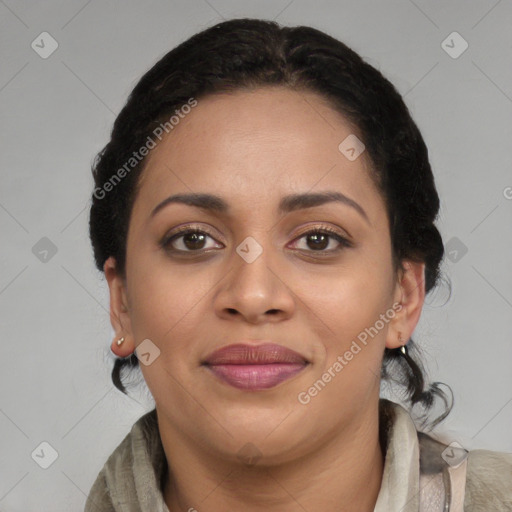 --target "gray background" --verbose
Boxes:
[1,0,511,510]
